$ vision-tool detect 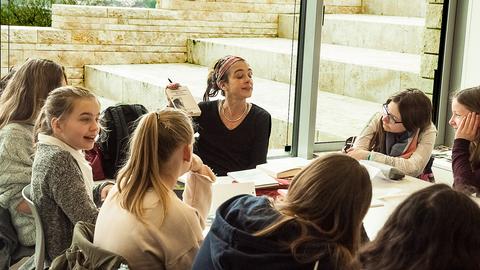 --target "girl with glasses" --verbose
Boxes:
[448,86,480,194]
[347,88,437,180]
